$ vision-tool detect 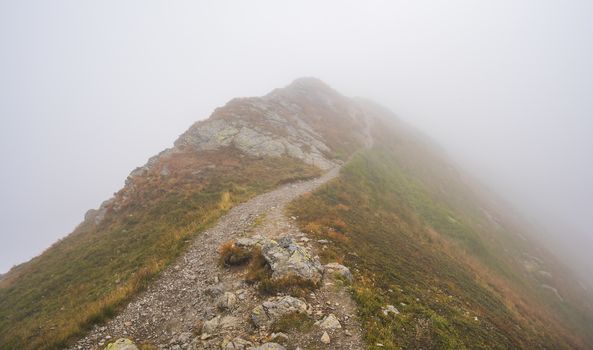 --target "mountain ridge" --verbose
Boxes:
[1,78,592,349]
